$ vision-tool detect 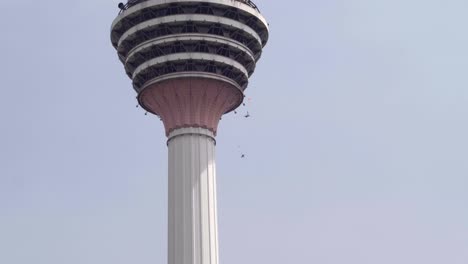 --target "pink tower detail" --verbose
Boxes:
[111,1,269,264]
[140,77,242,135]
